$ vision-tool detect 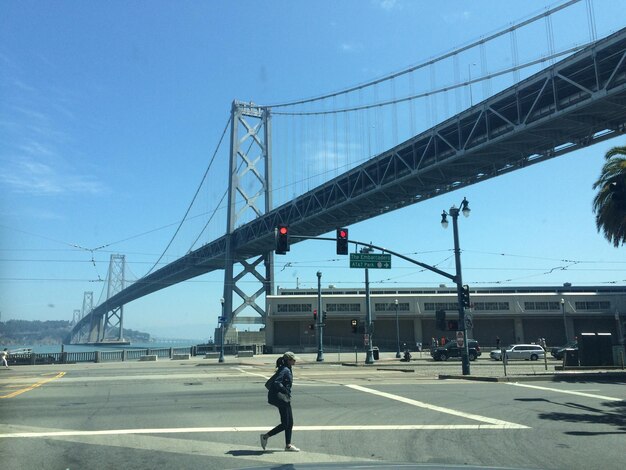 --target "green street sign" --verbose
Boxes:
[349,253,391,269]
